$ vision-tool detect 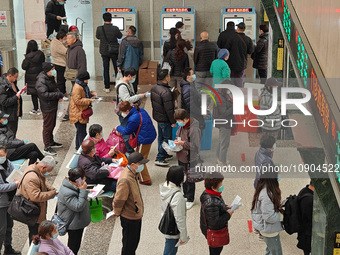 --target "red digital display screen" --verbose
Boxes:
[106,8,132,13]
[226,8,252,13]
[164,8,191,12]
